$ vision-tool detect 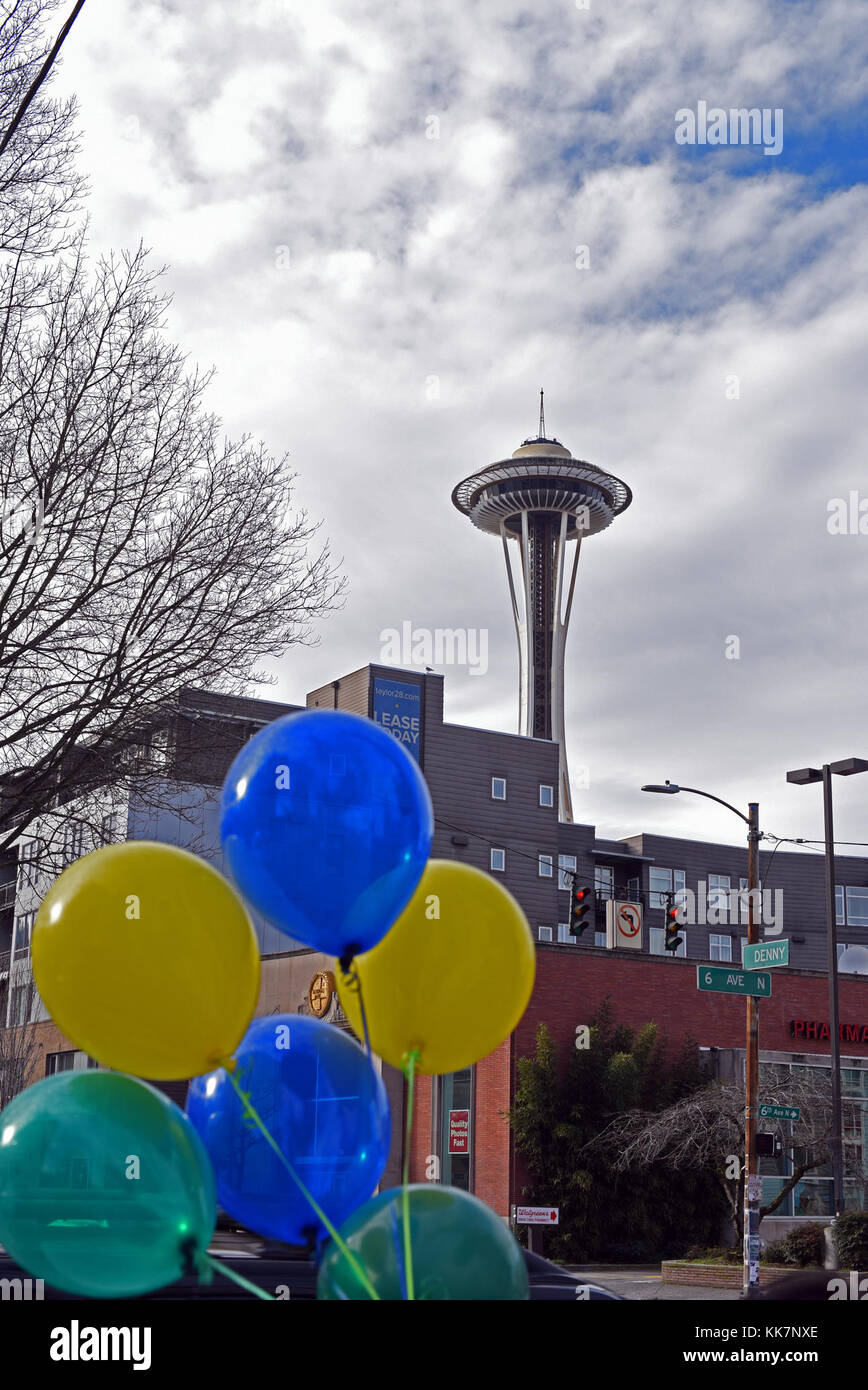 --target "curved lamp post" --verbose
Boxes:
[642,780,761,1295]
